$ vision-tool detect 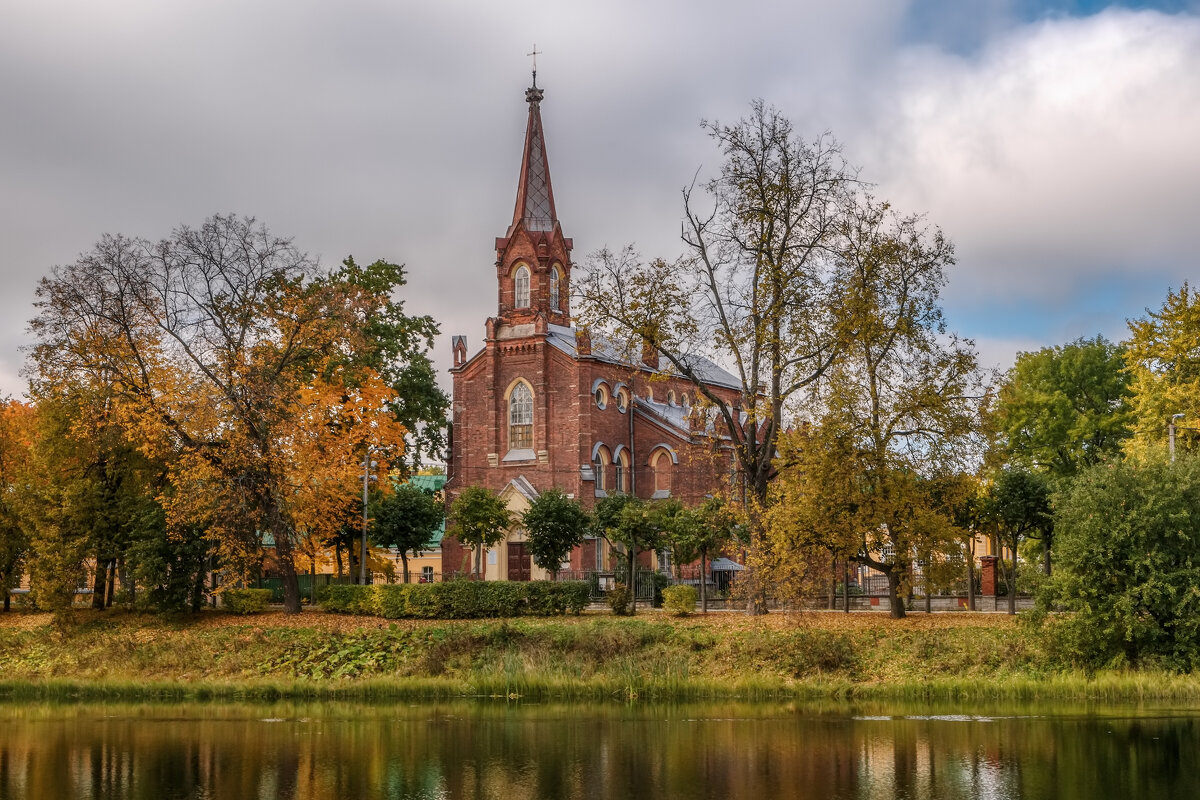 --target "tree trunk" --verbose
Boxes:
[267,506,302,614]
[966,539,976,611]
[886,569,906,619]
[475,544,483,580]
[105,560,116,607]
[3,591,9,612]
[335,542,343,578]
[924,580,932,614]
[126,560,135,607]
[401,552,410,584]
[1009,537,1018,616]
[700,550,708,613]
[190,558,206,612]
[1043,546,1051,577]
[843,560,851,613]
[627,547,637,615]
[91,558,108,610]
[827,553,836,610]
